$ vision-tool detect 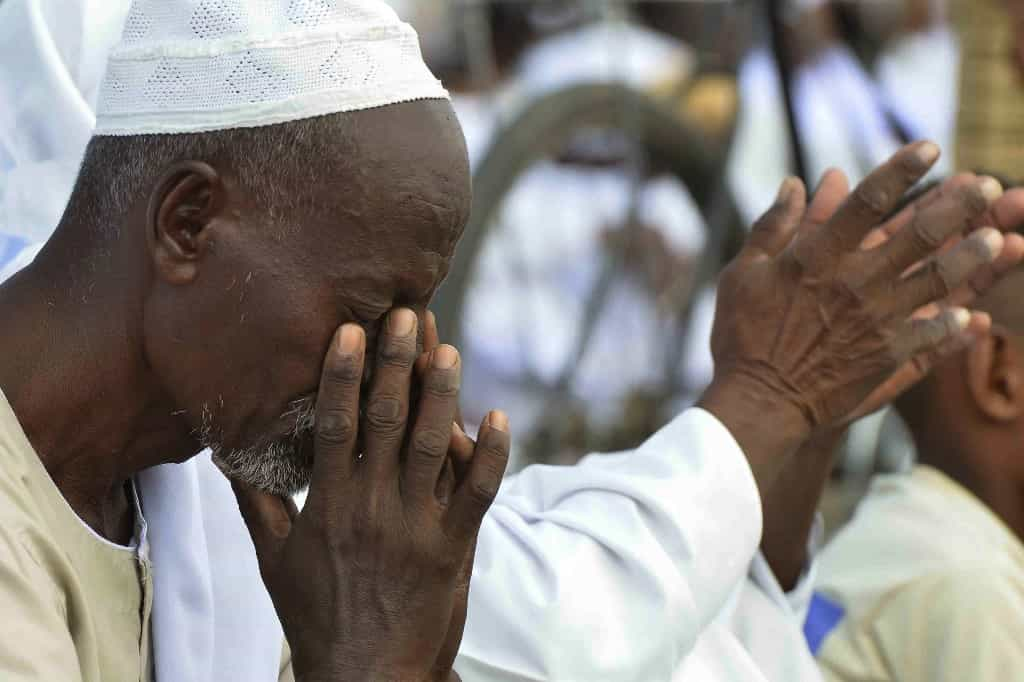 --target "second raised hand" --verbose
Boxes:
[699,142,1022,494]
